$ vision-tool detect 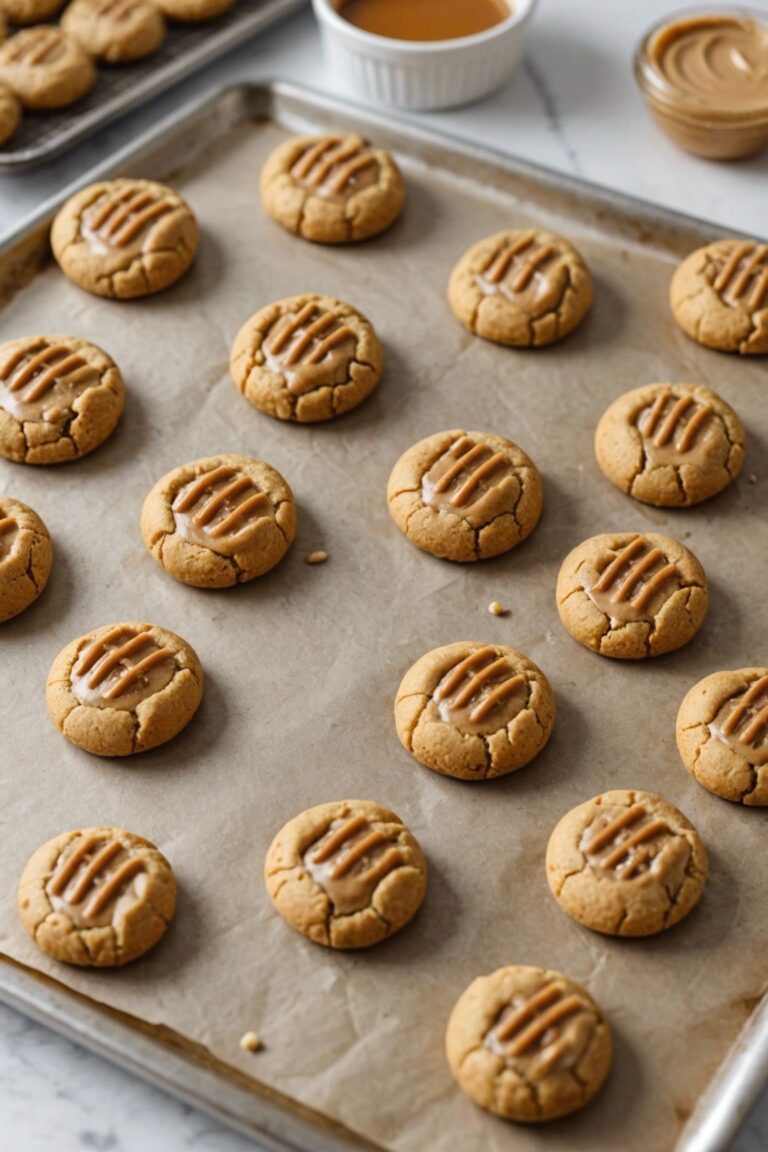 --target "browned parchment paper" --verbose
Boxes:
[1,106,767,1152]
